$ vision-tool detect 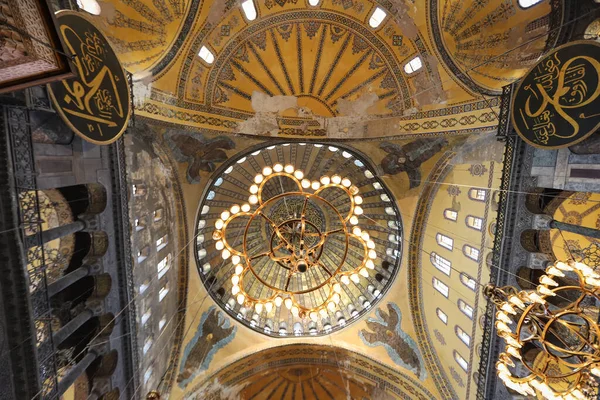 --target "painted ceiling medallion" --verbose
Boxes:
[195,143,402,337]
